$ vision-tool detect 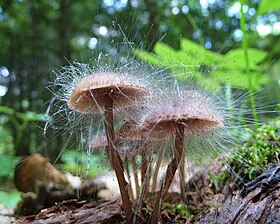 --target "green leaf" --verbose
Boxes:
[134,49,163,67]
[212,69,248,88]
[154,42,181,66]
[212,48,267,90]
[169,65,200,82]
[258,0,280,15]
[222,48,267,70]
[135,39,267,90]
[180,38,222,65]
[193,72,221,91]
[212,68,265,90]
